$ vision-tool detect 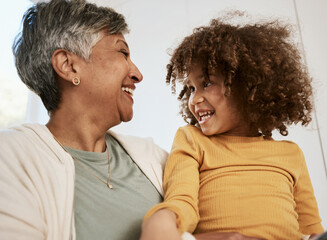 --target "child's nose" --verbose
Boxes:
[190,92,205,105]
